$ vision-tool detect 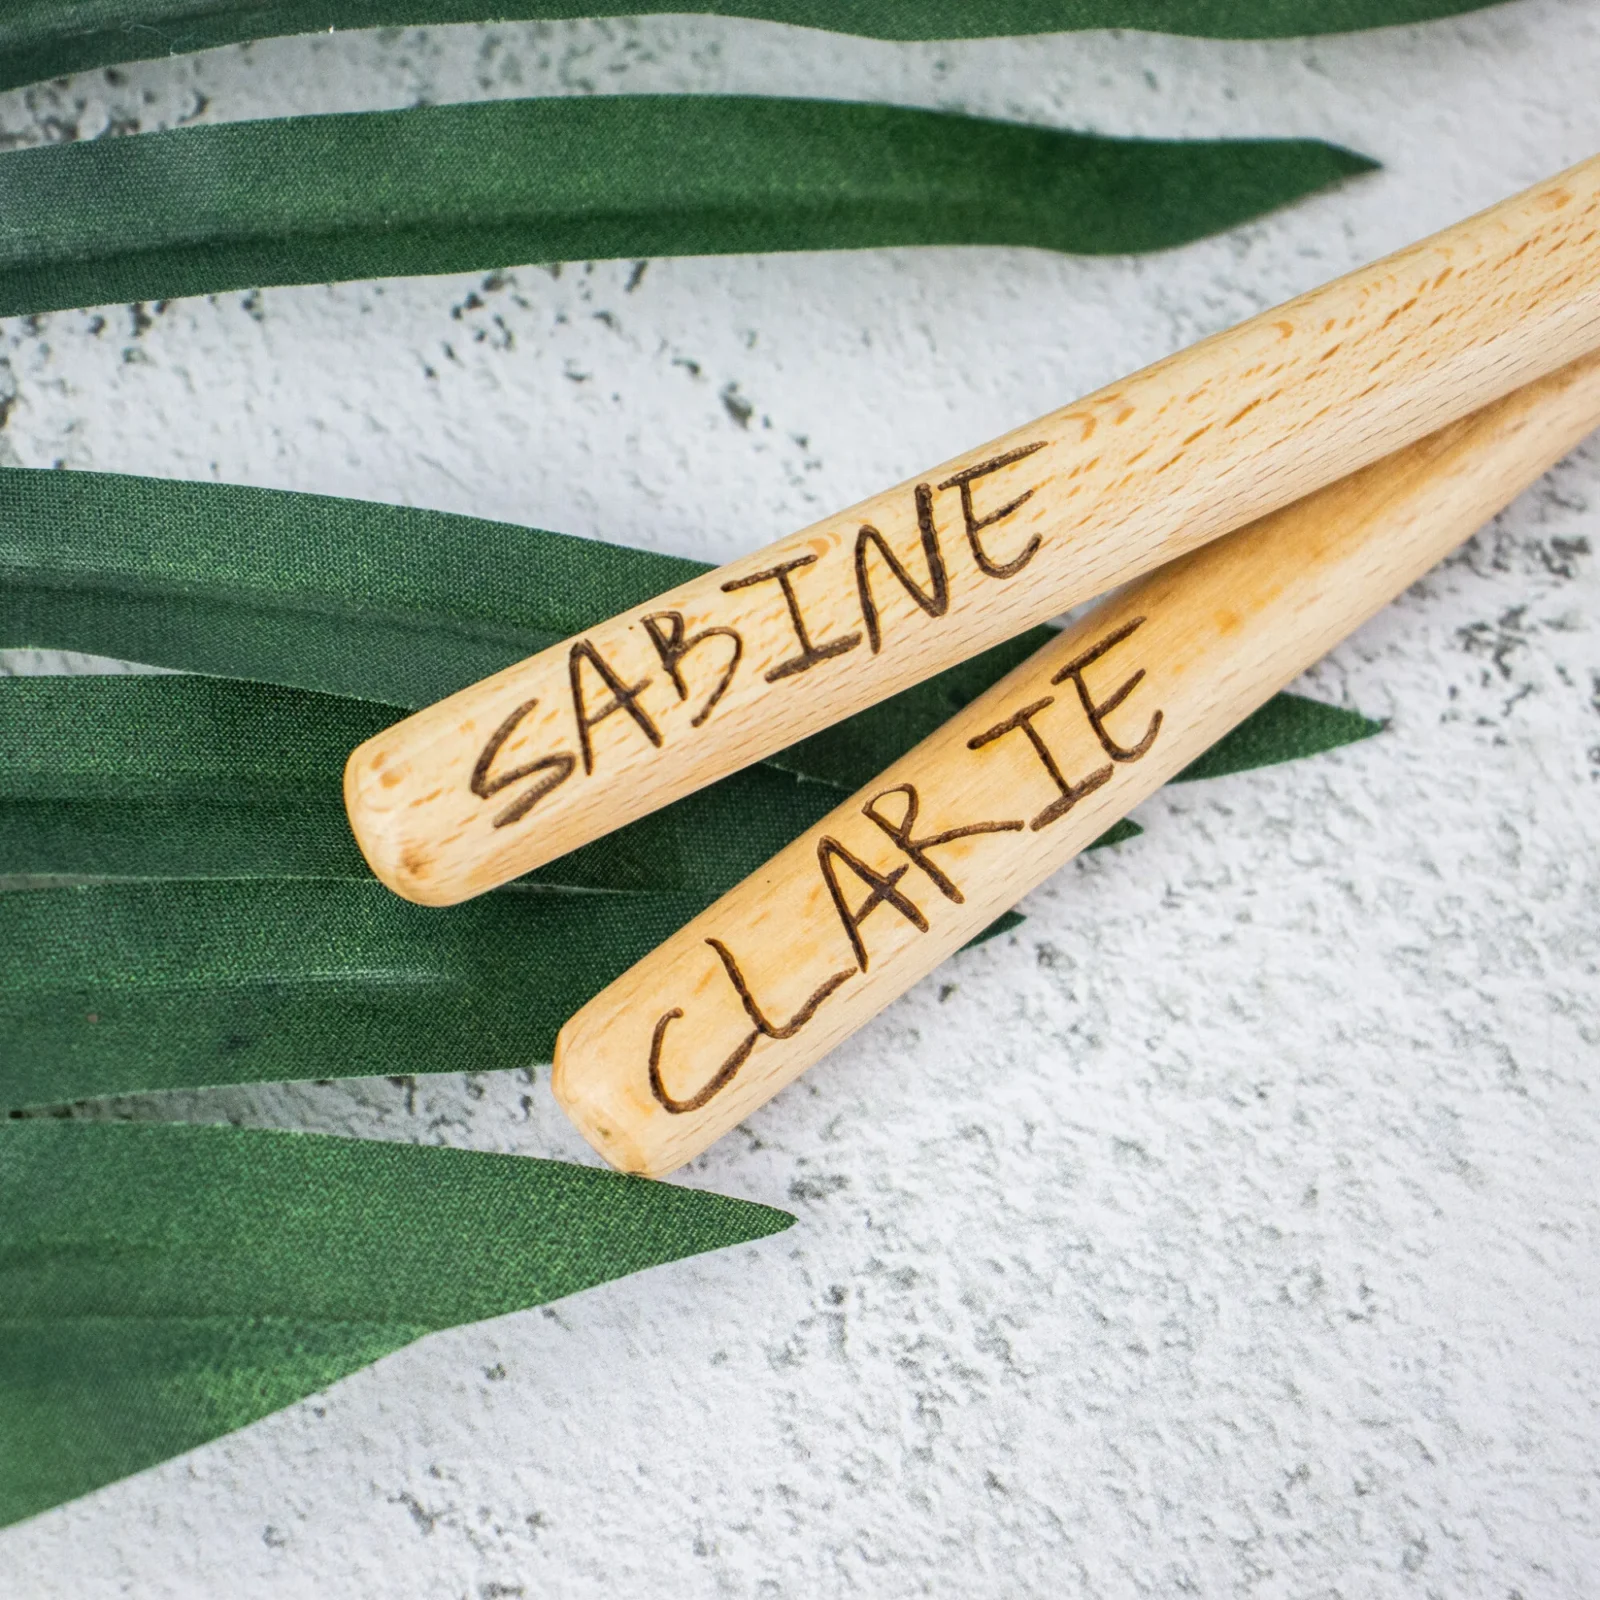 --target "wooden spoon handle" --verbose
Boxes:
[347,156,1600,908]
[551,350,1600,1177]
